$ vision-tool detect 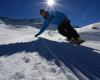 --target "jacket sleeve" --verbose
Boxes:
[36,19,50,36]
